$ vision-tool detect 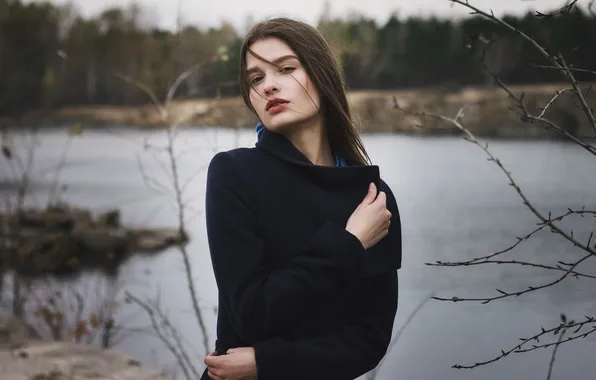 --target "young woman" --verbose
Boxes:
[202,17,402,380]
